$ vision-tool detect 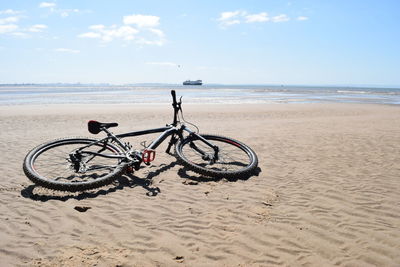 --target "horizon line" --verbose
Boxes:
[0,82,399,89]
